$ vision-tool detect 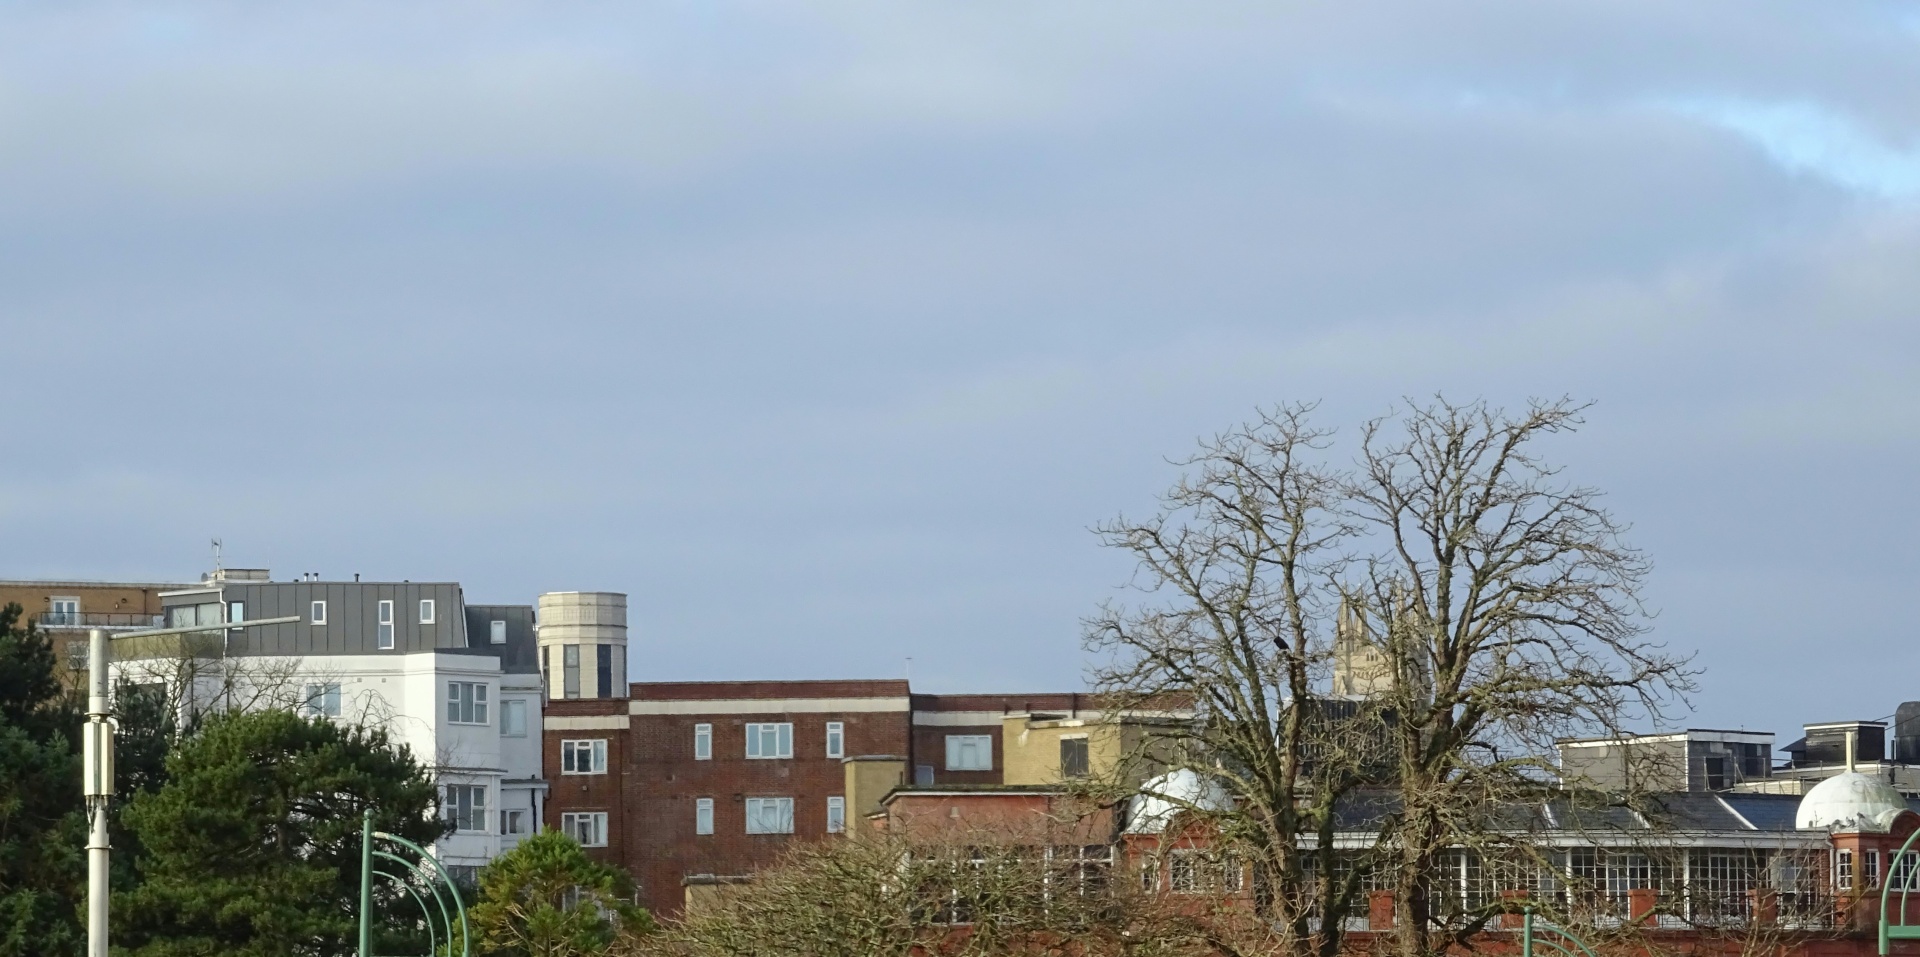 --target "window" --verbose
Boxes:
[419,599,435,624]
[48,598,79,626]
[696,798,714,835]
[1168,850,1239,894]
[945,735,992,771]
[597,644,613,698]
[302,682,342,718]
[376,600,394,649]
[227,600,244,624]
[1060,737,1090,778]
[915,765,934,786]
[1895,851,1920,891]
[745,723,793,759]
[490,619,507,644]
[693,724,712,760]
[745,797,794,834]
[447,681,490,724]
[1869,850,1882,888]
[563,645,580,699]
[562,812,607,847]
[502,809,528,835]
[501,699,528,737]
[311,600,328,625]
[1839,850,1855,890]
[169,602,221,628]
[1704,755,1728,791]
[444,784,487,832]
[562,739,608,774]
[827,796,845,833]
[826,721,845,759]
